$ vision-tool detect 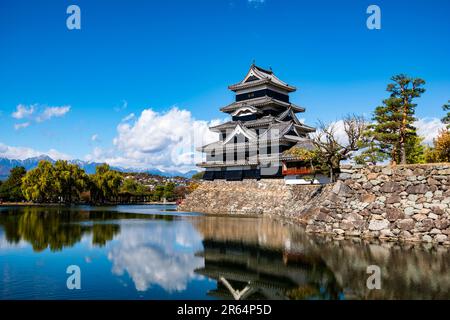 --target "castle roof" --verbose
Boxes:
[220,96,305,113]
[228,64,296,93]
[210,108,315,133]
[199,120,313,153]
